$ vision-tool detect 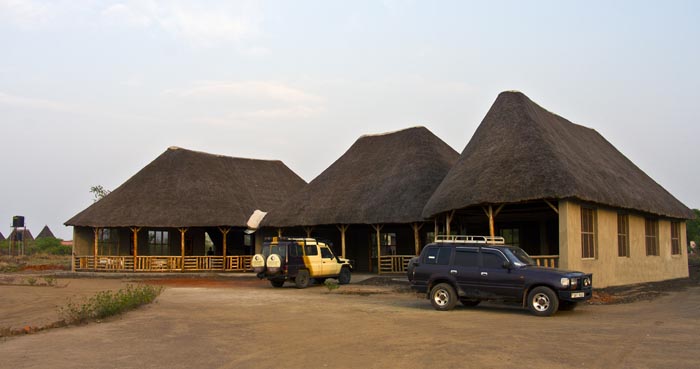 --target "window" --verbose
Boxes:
[148,230,169,255]
[500,228,520,247]
[645,219,659,256]
[482,251,506,269]
[617,214,630,257]
[98,228,115,255]
[581,208,597,259]
[671,221,681,255]
[424,247,450,265]
[320,247,333,259]
[454,248,478,267]
[304,245,318,256]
